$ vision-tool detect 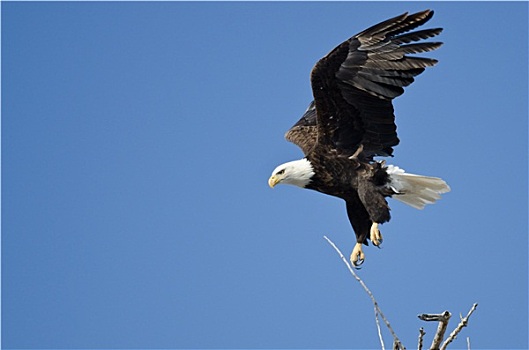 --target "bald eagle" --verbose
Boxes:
[268,10,450,266]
